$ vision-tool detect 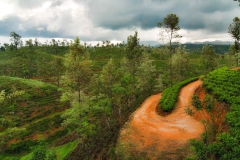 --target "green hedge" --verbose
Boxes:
[159,77,199,112]
[5,140,38,154]
[203,67,240,105]
[192,67,240,159]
